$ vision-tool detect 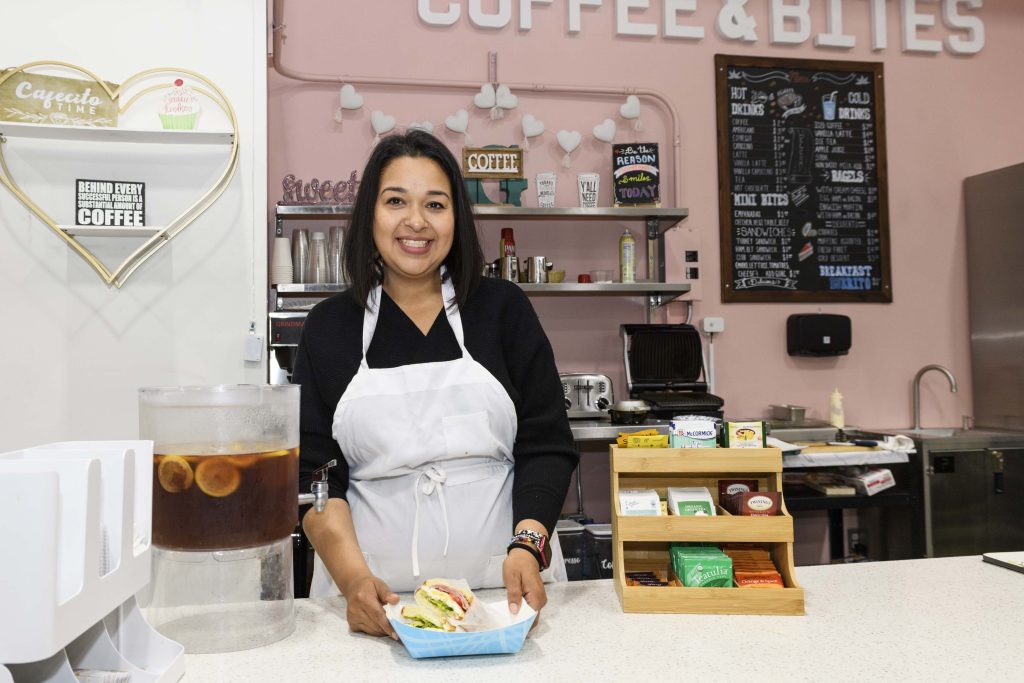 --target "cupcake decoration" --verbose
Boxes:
[159,79,200,130]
